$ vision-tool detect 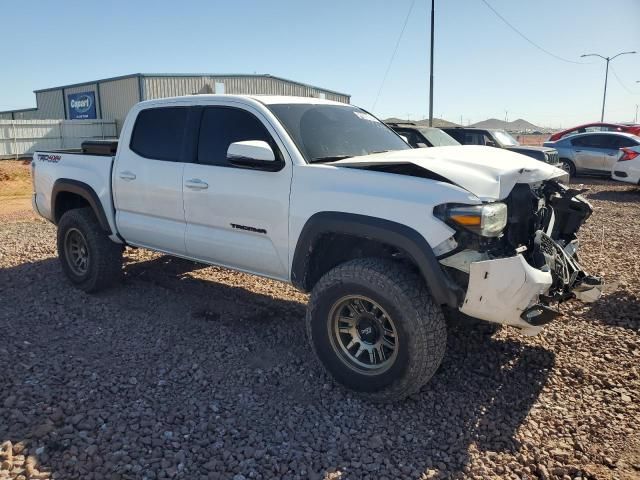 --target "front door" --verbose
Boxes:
[113,106,189,255]
[182,105,292,280]
[570,134,605,171]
